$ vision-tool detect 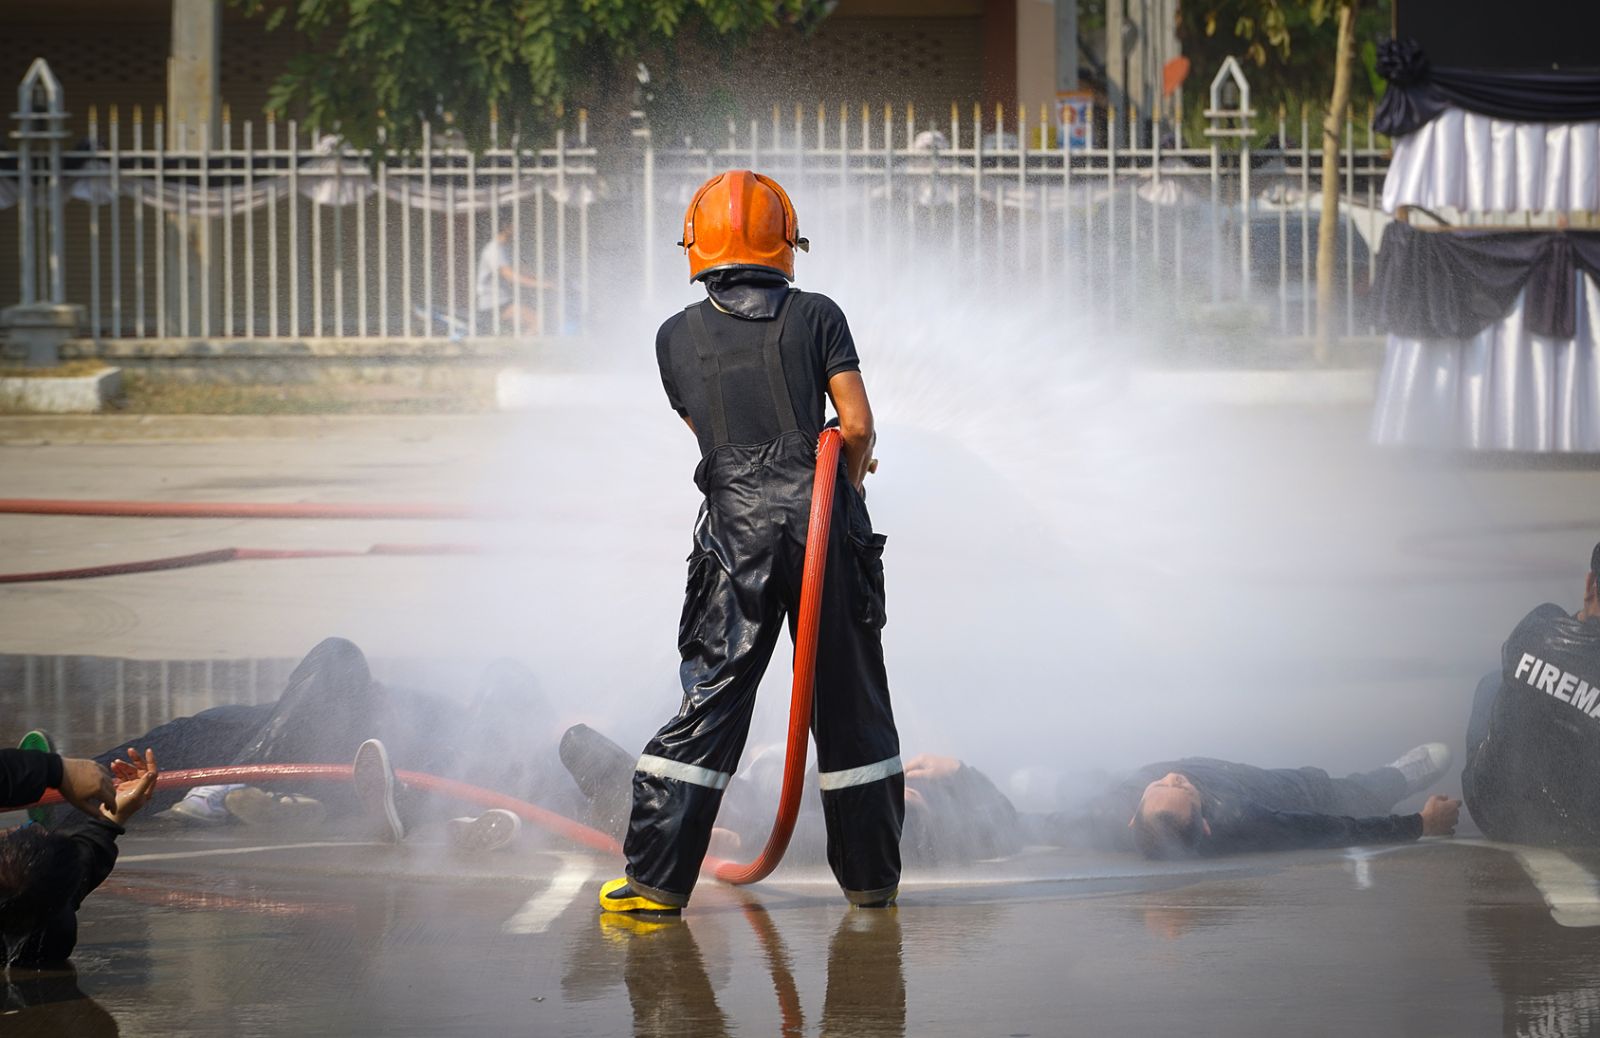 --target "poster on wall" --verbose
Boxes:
[1057,93,1094,150]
